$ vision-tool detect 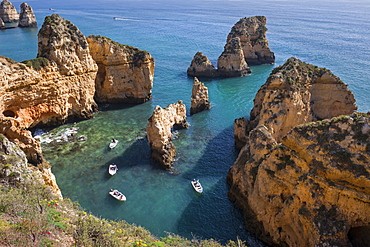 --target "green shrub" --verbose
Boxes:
[21,57,50,71]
